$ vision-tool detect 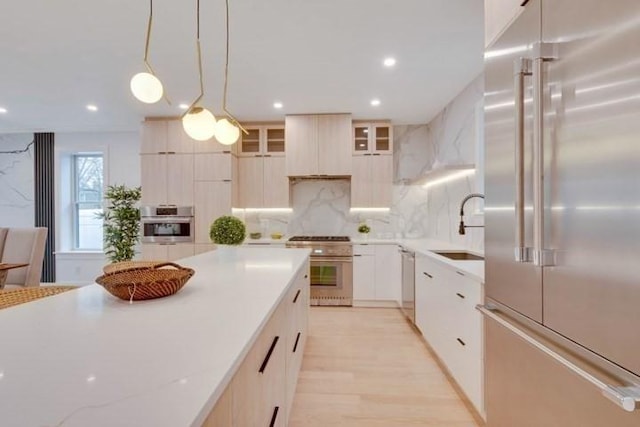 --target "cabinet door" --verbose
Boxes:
[317,114,352,175]
[263,156,289,208]
[140,121,167,154]
[194,181,232,243]
[166,120,194,153]
[350,156,371,207]
[166,154,194,206]
[285,115,318,176]
[370,154,393,207]
[194,153,233,181]
[167,243,195,261]
[140,243,168,260]
[265,126,285,156]
[374,245,401,301]
[239,128,261,156]
[353,254,375,300]
[140,154,167,205]
[353,125,371,155]
[238,156,264,208]
[373,125,392,154]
